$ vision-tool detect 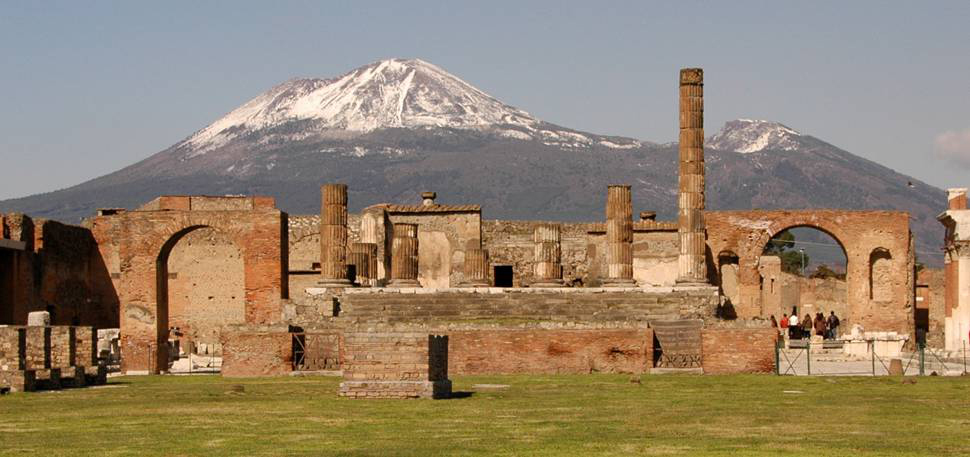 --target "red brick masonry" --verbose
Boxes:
[701,328,777,374]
